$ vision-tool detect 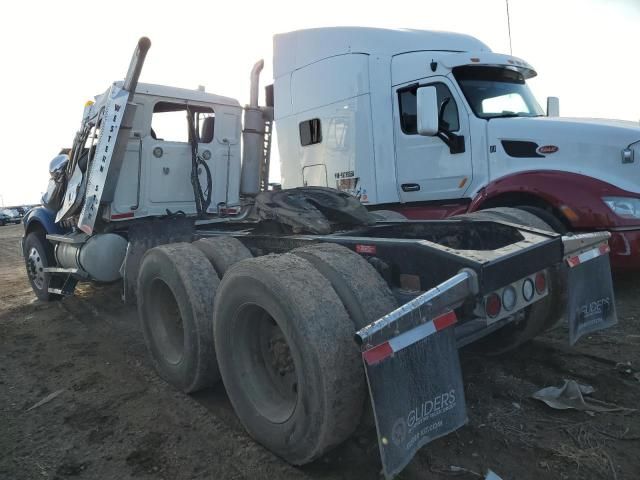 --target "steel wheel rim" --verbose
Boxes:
[233,304,298,424]
[27,247,45,290]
